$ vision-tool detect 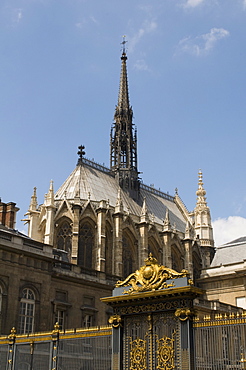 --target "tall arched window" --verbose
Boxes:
[18,288,35,334]
[78,222,94,268]
[171,246,184,272]
[122,234,135,279]
[105,224,113,275]
[56,220,72,252]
